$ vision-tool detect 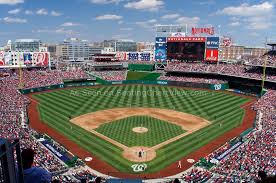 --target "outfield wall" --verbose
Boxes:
[19,81,229,94]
